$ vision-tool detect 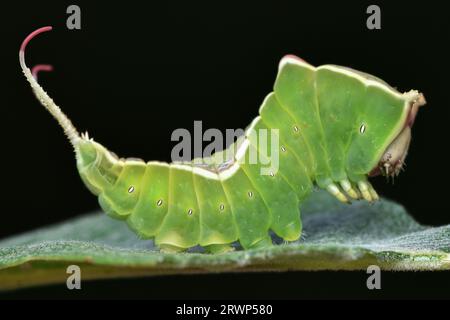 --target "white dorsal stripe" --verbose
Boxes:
[279,55,420,103]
